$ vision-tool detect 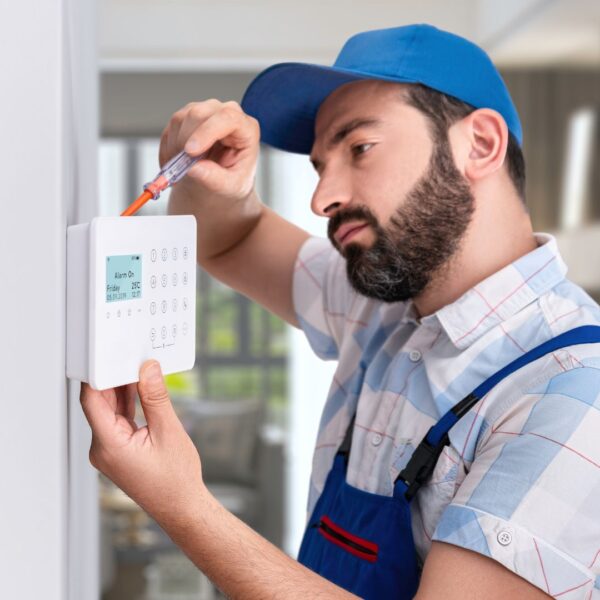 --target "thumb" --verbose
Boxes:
[137,360,178,437]
[188,159,249,198]
[187,159,227,191]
